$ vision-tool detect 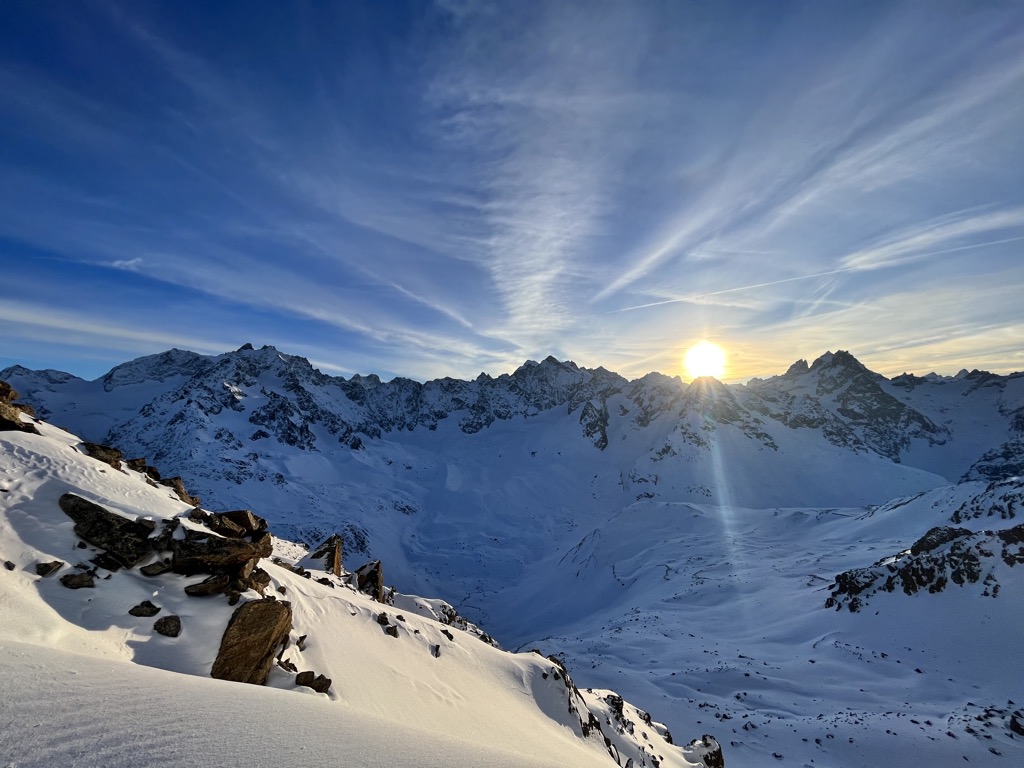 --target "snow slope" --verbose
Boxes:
[4,346,1024,766]
[0,418,717,768]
